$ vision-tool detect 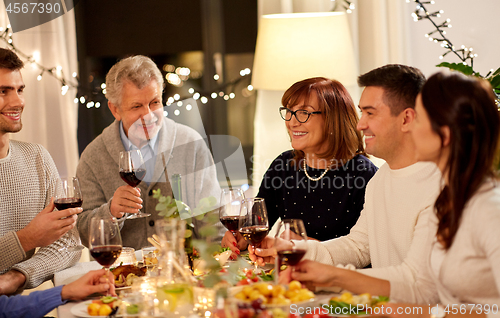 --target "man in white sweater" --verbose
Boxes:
[0,49,81,294]
[251,64,441,295]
